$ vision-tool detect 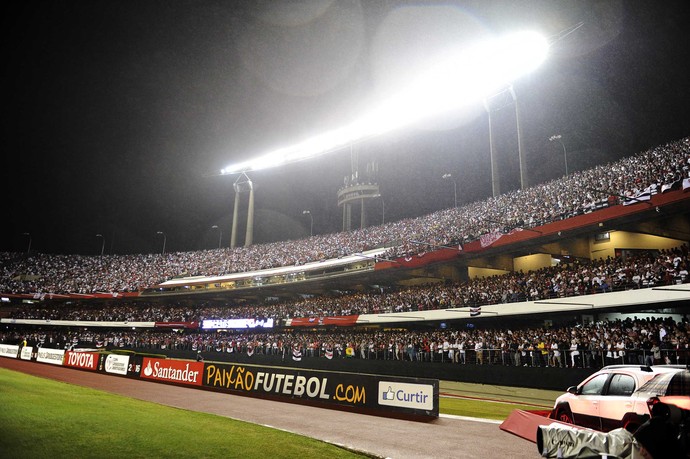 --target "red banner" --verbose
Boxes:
[153,321,199,329]
[64,351,99,371]
[140,357,203,386]
[288,316,359,327]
